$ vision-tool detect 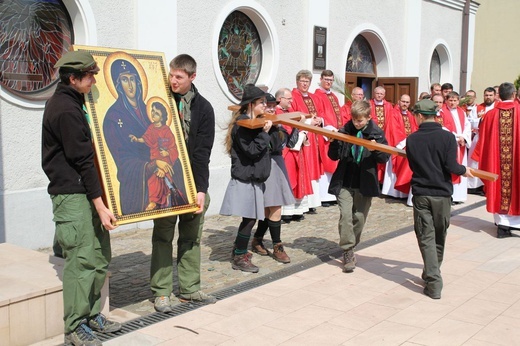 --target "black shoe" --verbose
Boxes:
[497,226,512,238]
[292,215,305,222]
[321,202,331,207]
[281,216,292,224]
[423,286,441,299]
[306,208,317,215]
